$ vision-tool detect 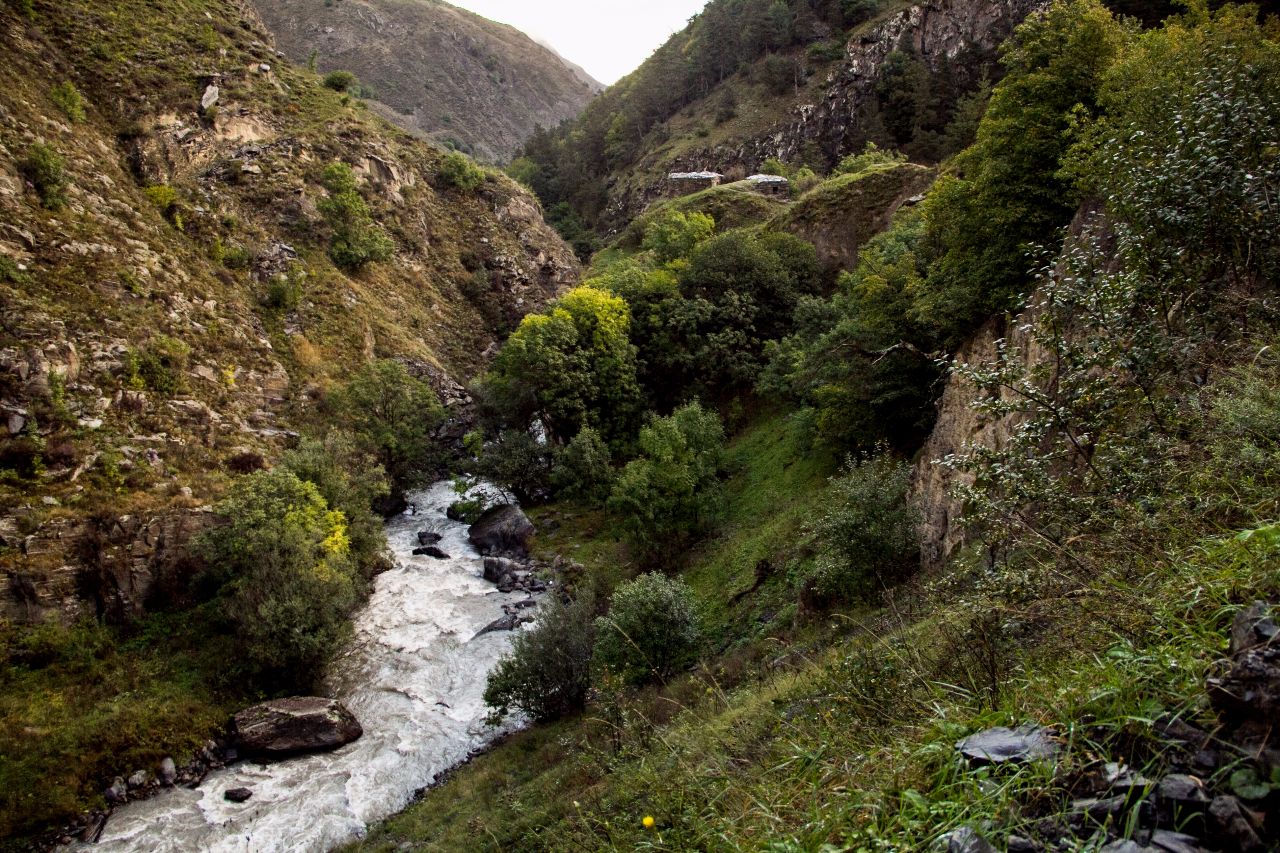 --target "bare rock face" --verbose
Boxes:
[232,697,363,759]
[468,505,535,558]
